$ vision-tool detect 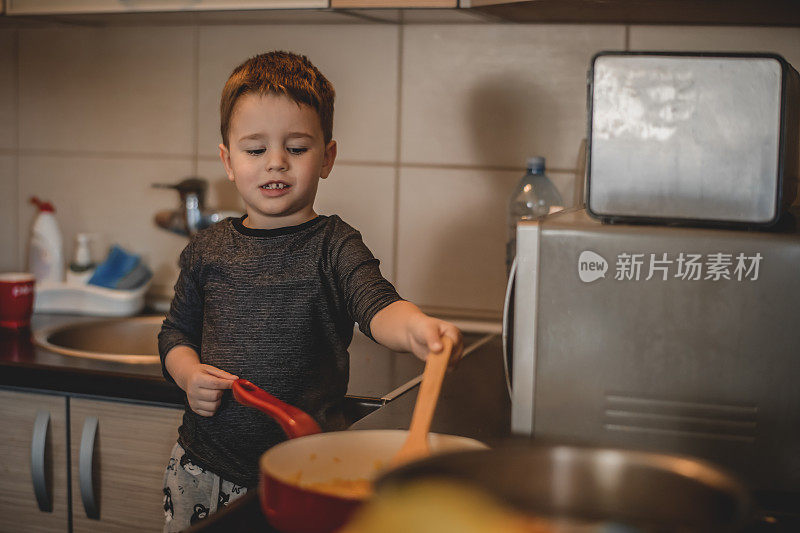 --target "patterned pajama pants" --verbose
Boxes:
[162,442,248,532]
